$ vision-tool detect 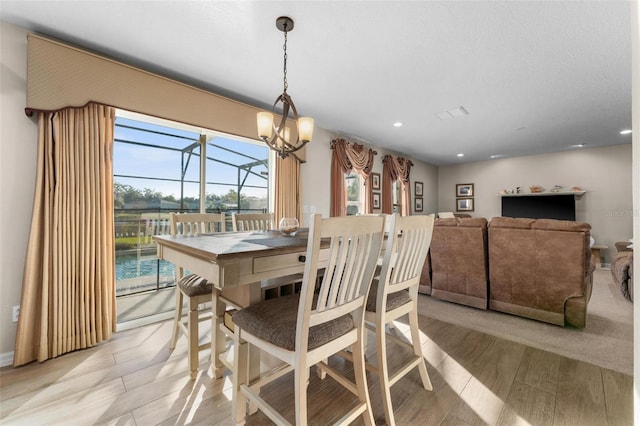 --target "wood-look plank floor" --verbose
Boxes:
[0,309,633,425]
